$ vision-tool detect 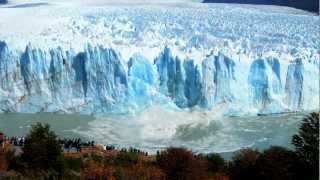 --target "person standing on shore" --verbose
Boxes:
[0,132,4,149]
